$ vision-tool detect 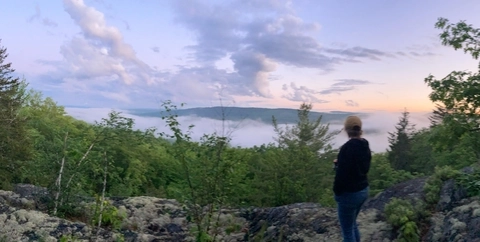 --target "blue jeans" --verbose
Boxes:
[334,187,369,242]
